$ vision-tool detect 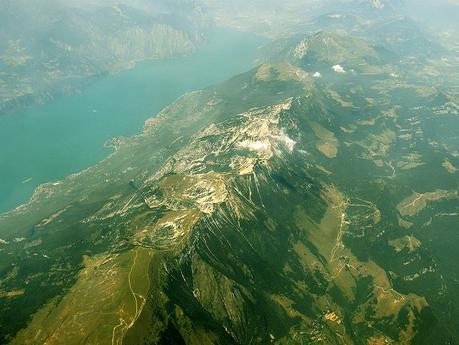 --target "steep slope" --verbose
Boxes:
[0,0,210,115]
[1,32,459,345]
